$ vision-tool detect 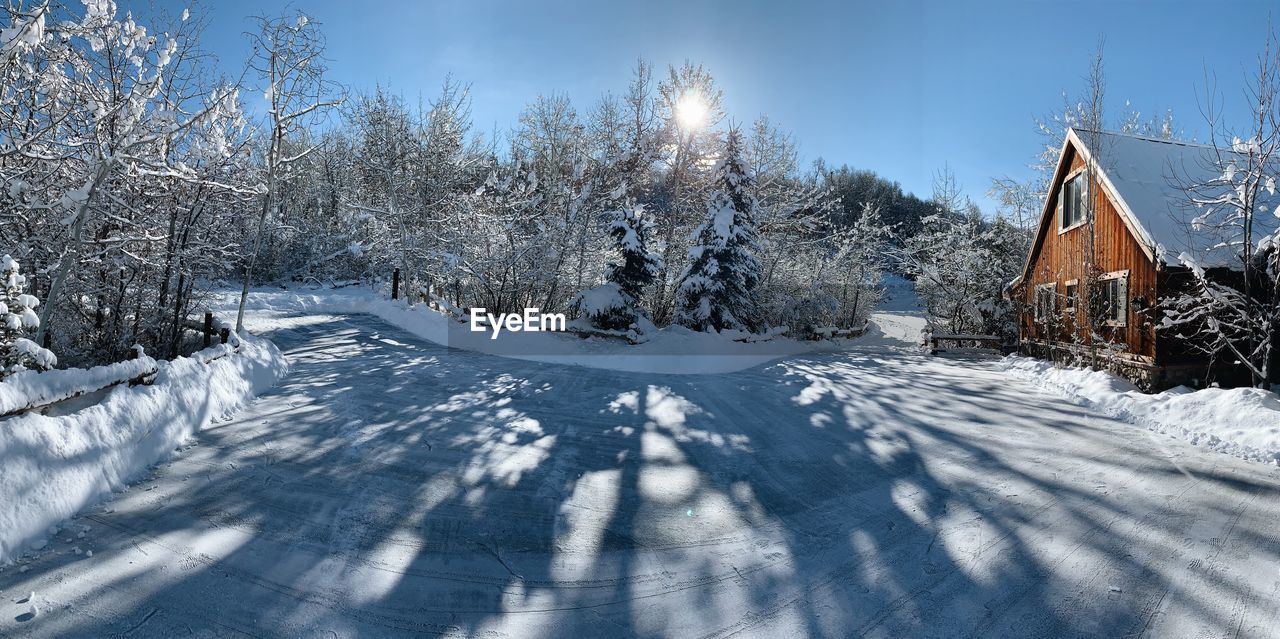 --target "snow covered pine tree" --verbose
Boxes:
[574,202,661,331]
[1,255,56,377]
[675,129,764,333]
